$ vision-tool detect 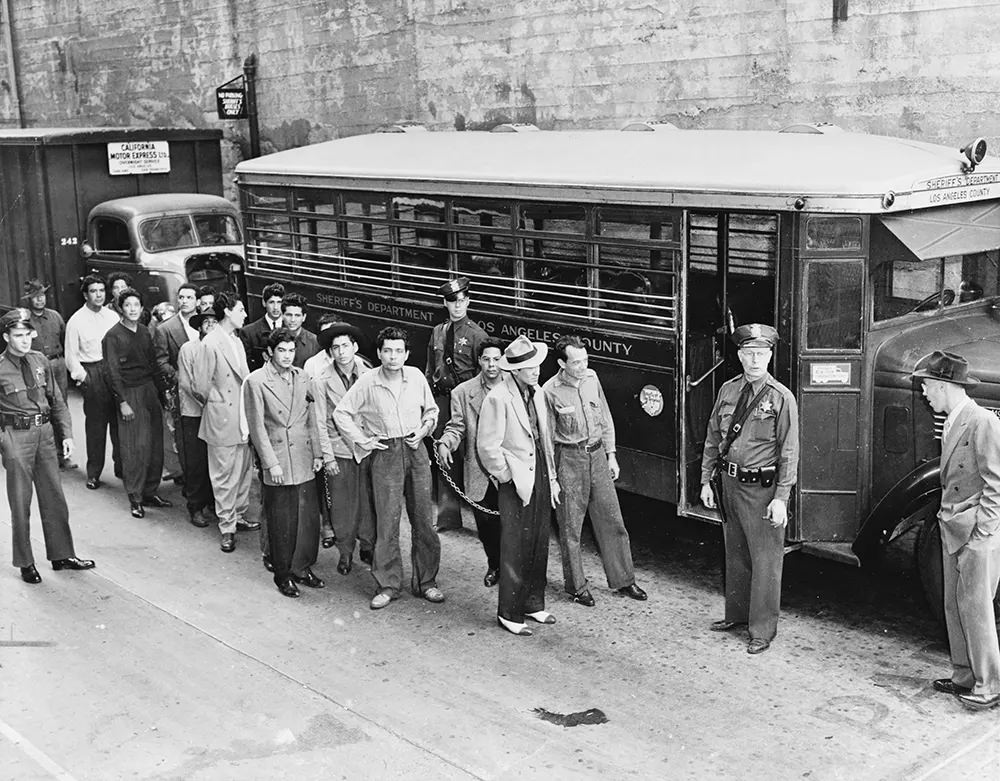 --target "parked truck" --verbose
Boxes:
[0,127,244,318]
